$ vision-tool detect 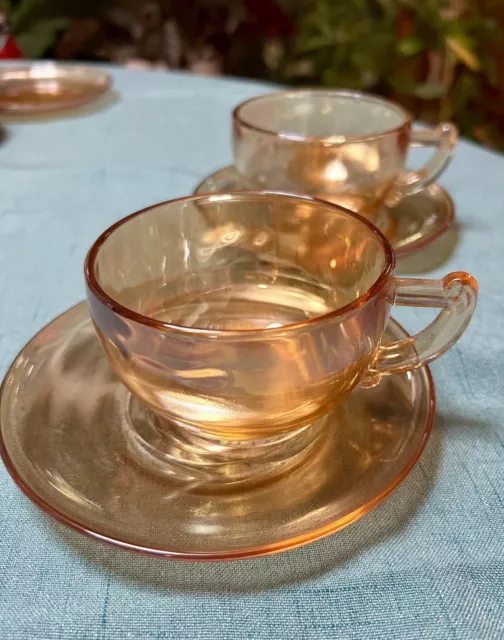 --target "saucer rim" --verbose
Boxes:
[0,302,435,561]
[0,63,113,115]
[193,165,455,257]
